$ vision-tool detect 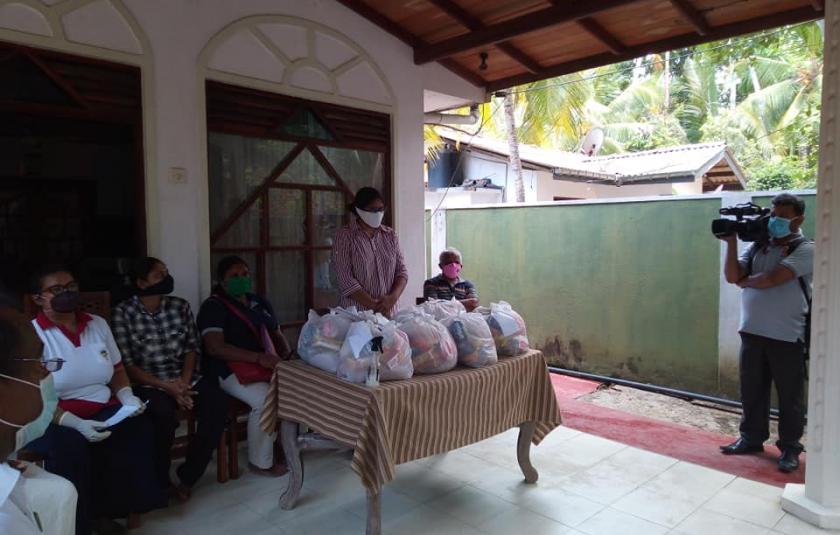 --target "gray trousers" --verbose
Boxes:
[739,332,806,452]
